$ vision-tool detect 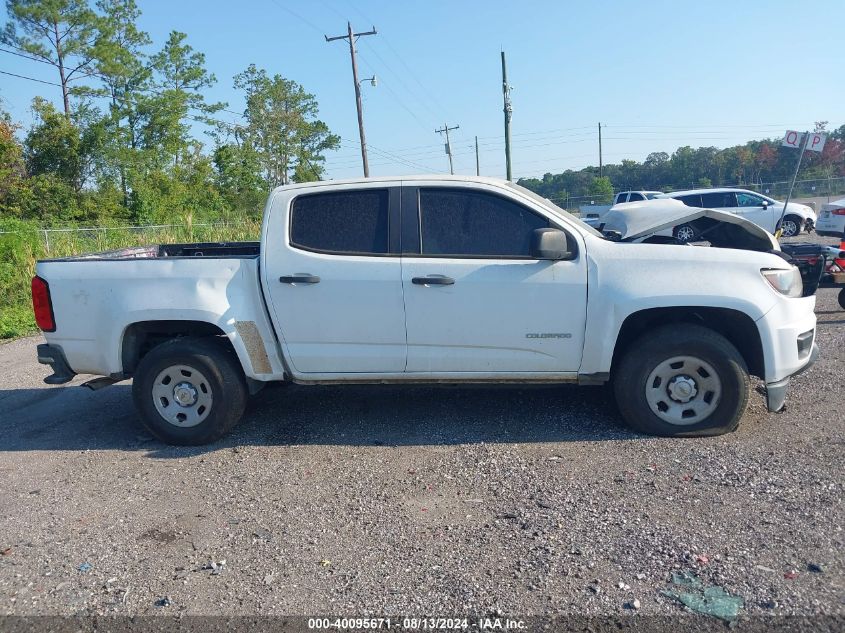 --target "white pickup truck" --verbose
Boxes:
[32,176,819,445]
